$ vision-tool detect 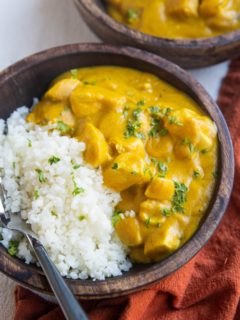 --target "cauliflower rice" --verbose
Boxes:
[0,107,131,280]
